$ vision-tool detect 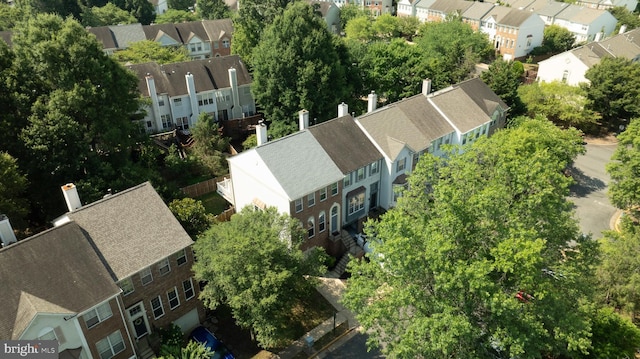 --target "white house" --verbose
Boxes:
[575,0,638,11]
[552,5,617,43]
